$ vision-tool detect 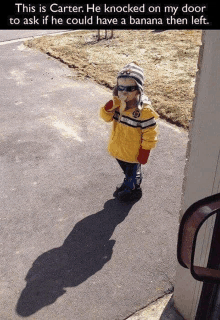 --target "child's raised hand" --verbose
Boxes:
[104,98,121,112]
[104,100,117,112]
[104,86,122,112]
[104,86,127,113]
